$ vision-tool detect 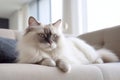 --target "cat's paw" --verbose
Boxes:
[93,58,104,64]
[41,58,56,67]
[56,59,71,73]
